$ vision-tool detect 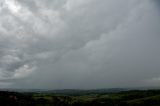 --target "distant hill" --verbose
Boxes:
[0,88,129,95]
